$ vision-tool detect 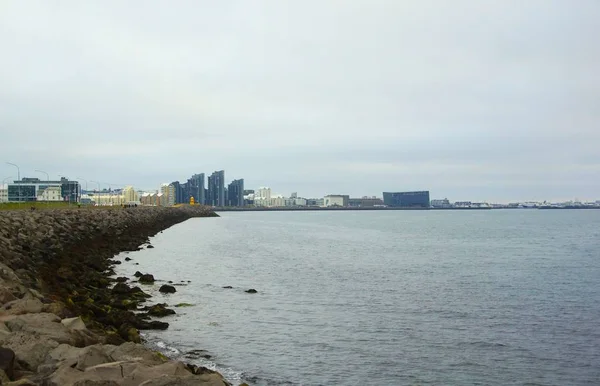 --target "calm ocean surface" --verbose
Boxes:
[114,210,600,386]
